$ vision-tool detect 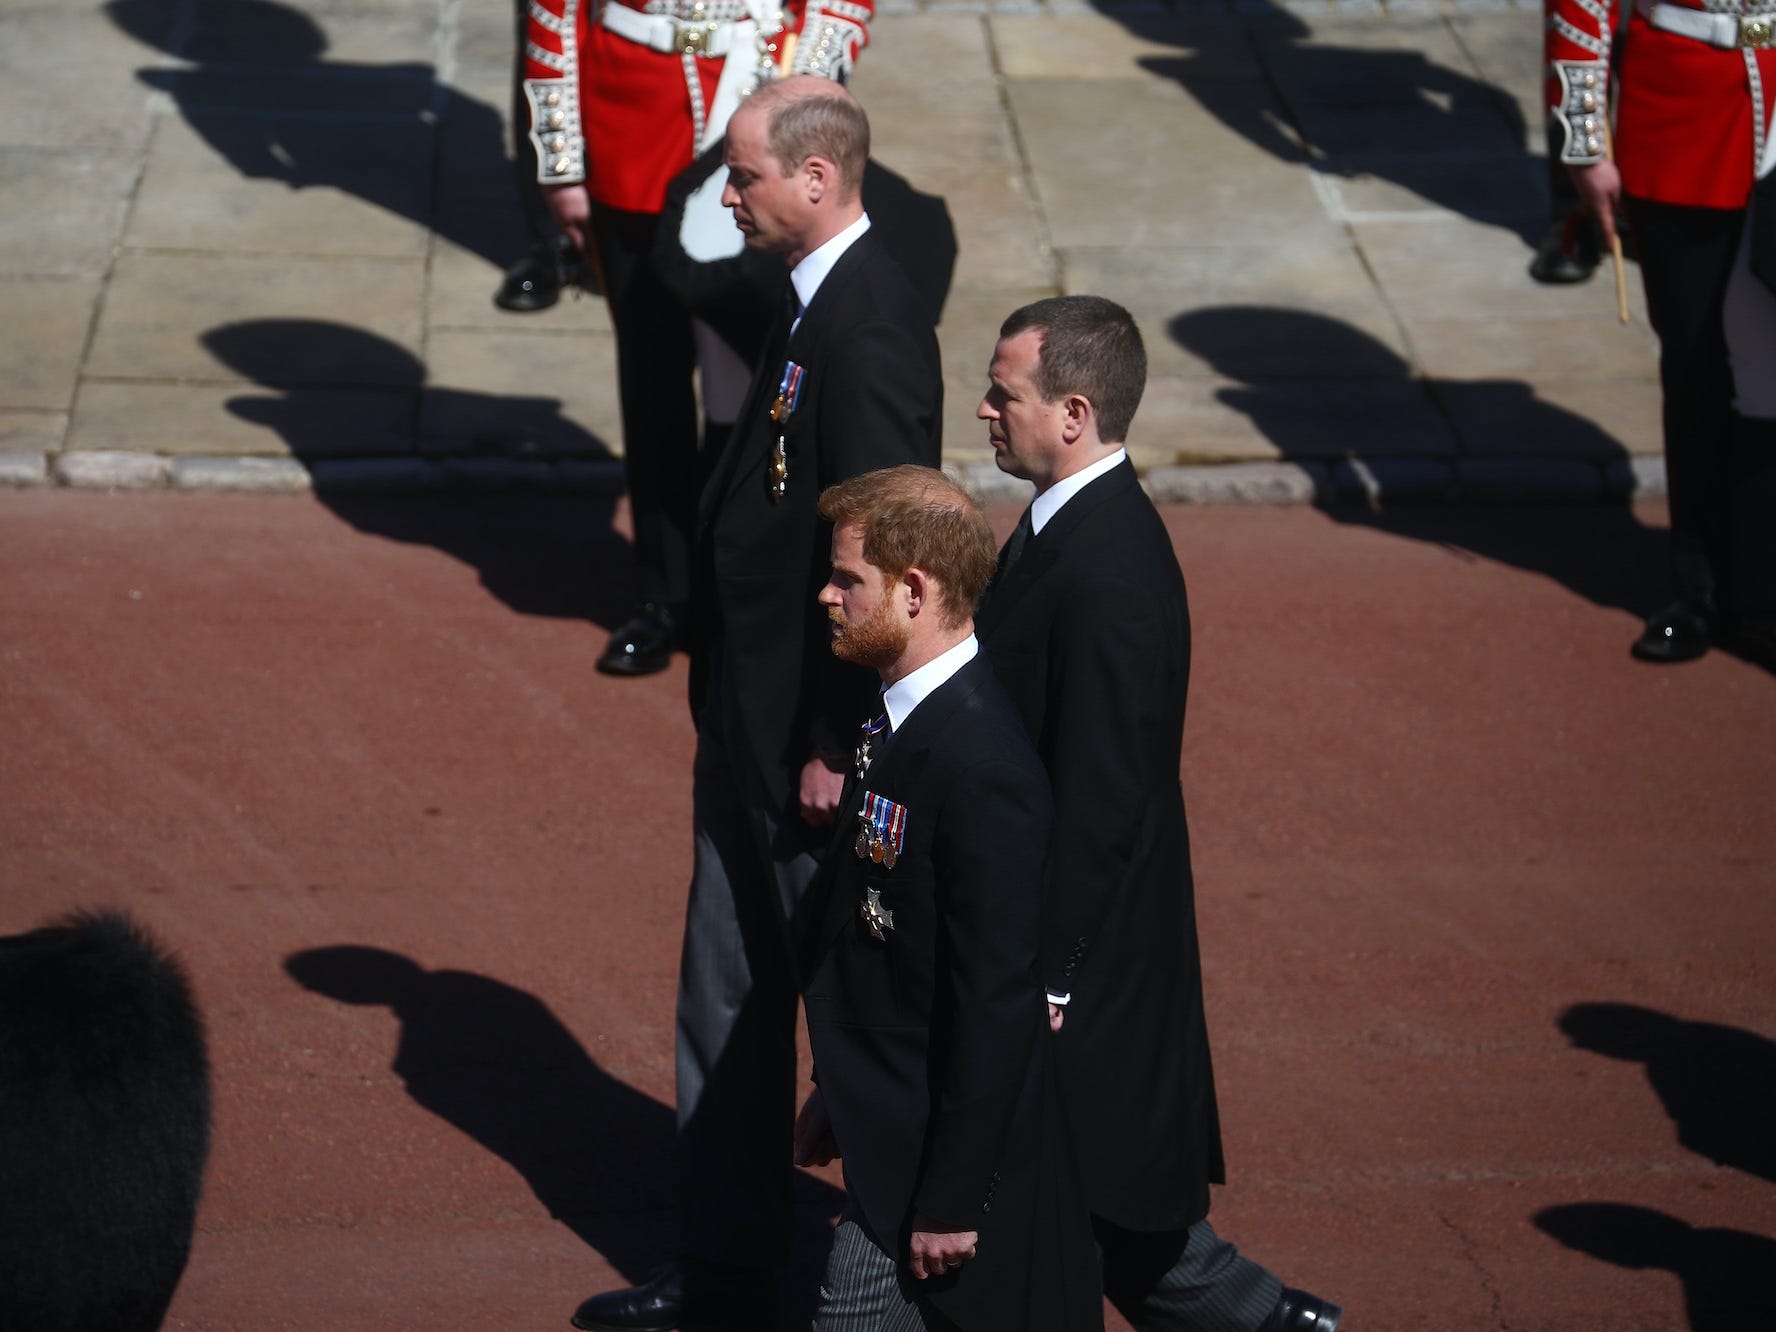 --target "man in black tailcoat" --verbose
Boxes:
[974,296,1341,1332]
[794,464,1097,1331]
[573,77,942,1332]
